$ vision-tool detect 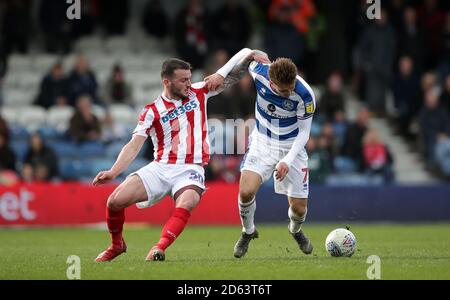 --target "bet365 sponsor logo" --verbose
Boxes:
[162,100,198,123]
[0,189,36,221]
